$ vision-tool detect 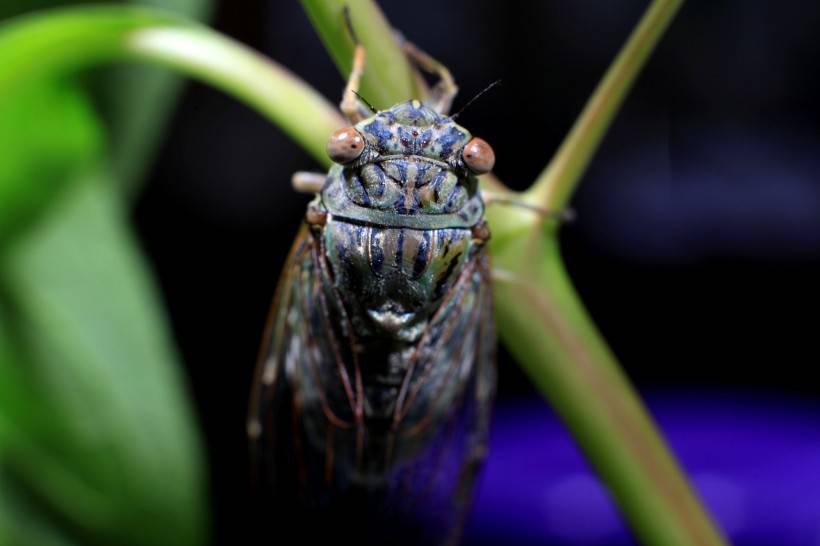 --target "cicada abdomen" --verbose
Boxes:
[249,38,497,546]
